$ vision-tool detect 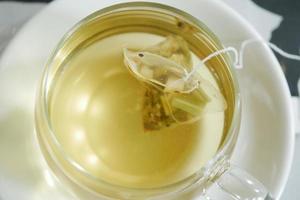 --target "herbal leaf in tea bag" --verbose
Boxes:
[123,35,227,131]
[145,35,193,70]
[123,49,190,92]
[167,74,227,124]
[142,85,174,131]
